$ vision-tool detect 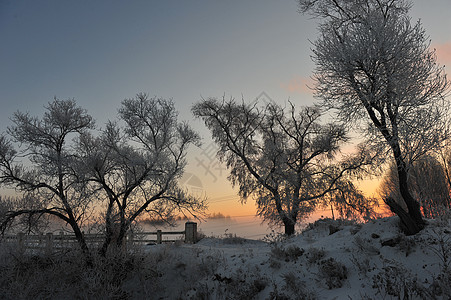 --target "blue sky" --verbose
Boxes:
[0,1,316,128]
[1,0,450,215]
[1,0,449,130]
